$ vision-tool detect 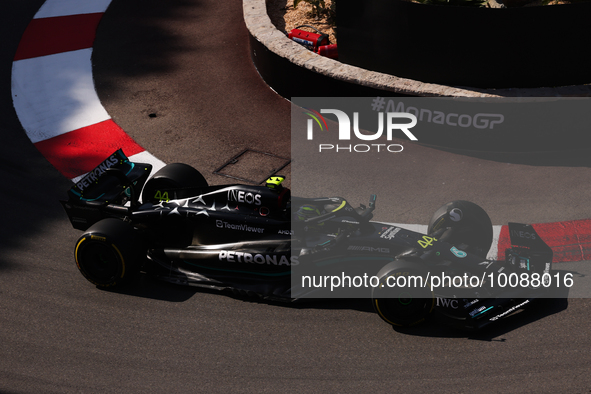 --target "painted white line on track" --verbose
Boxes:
[11,0,166,181]
[490,225,502,260]
[35,0,113,18]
